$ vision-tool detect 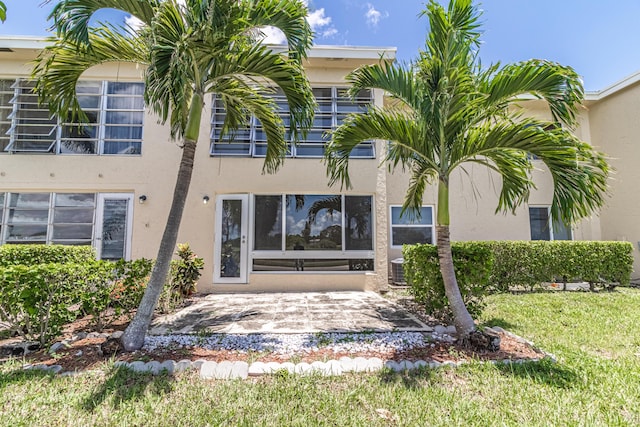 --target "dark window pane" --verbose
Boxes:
[254,195,283,250]
[552,217,572,240]
[55,193,95,207]
[392,227,433,246]
[52,224,93,239]
[529,207,551,240]
[220,199,243,277]
[53,208,94,223]
[103,141,141,155]
[345,196,373,250]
